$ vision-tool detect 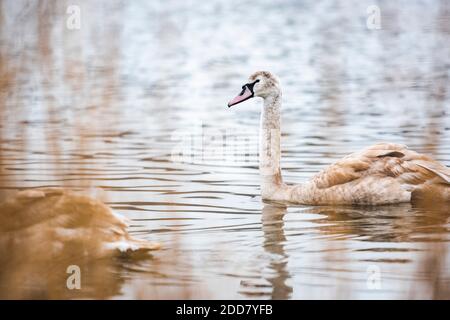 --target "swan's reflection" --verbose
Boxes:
[0,232,159,299]
[307,202,450,242]
[261,203,293,299]
[257,201,450,299]
[0,236,127,299]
